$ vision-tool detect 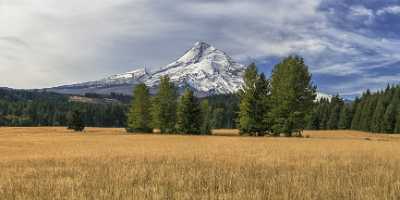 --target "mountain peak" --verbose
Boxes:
[51,41,246,96]
[193,41,211,48]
